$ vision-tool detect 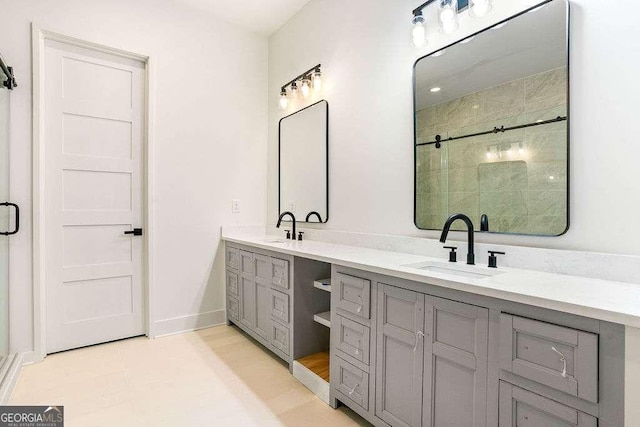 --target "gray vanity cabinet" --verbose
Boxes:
[423,297,488,427]
[376,284,425,427]
[499,382,597,426]
[226,243,293,365]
